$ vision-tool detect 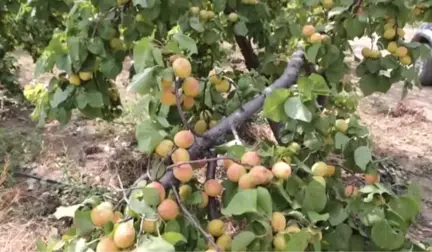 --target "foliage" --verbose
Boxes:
[13,0,432,251]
